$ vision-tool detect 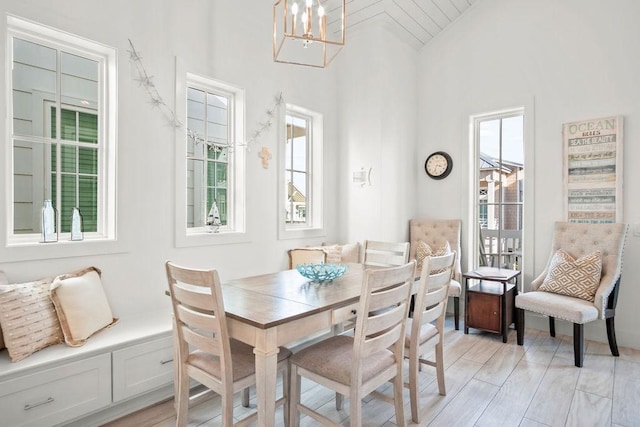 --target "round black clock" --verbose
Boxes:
[424,151,453,180]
